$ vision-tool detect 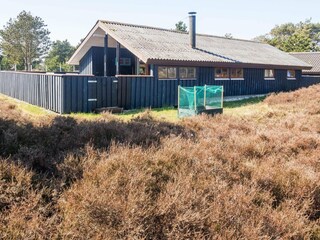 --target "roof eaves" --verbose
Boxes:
[146,58,312,69]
